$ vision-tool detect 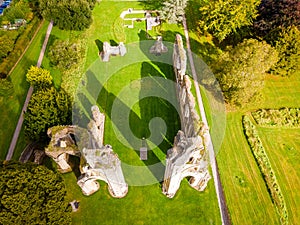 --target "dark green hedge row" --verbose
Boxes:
[0,17,41,78]
[242,115,288,225]
[252,108,300,127]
